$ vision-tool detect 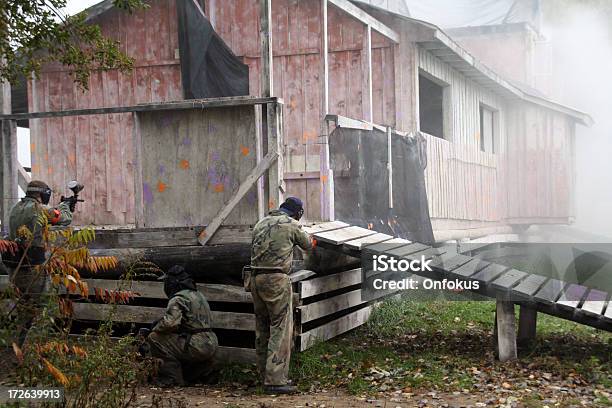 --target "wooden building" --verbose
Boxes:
[5,0,593,242]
